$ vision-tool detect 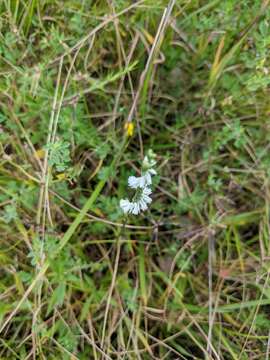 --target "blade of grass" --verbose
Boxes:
[126,0,176,125]
[139,243,147,305]
[17,0,37,36]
